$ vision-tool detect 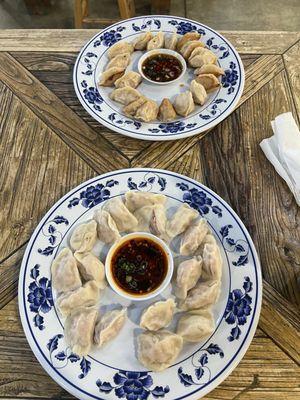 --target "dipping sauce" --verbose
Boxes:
[142,53,183,83]
[111,237,168,295]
